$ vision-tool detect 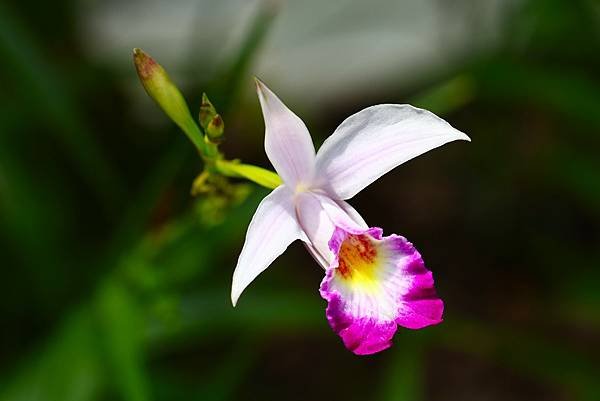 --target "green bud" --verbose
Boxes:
[199,93,217,131]
[206,114,225,142]
[133,48,205,153]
